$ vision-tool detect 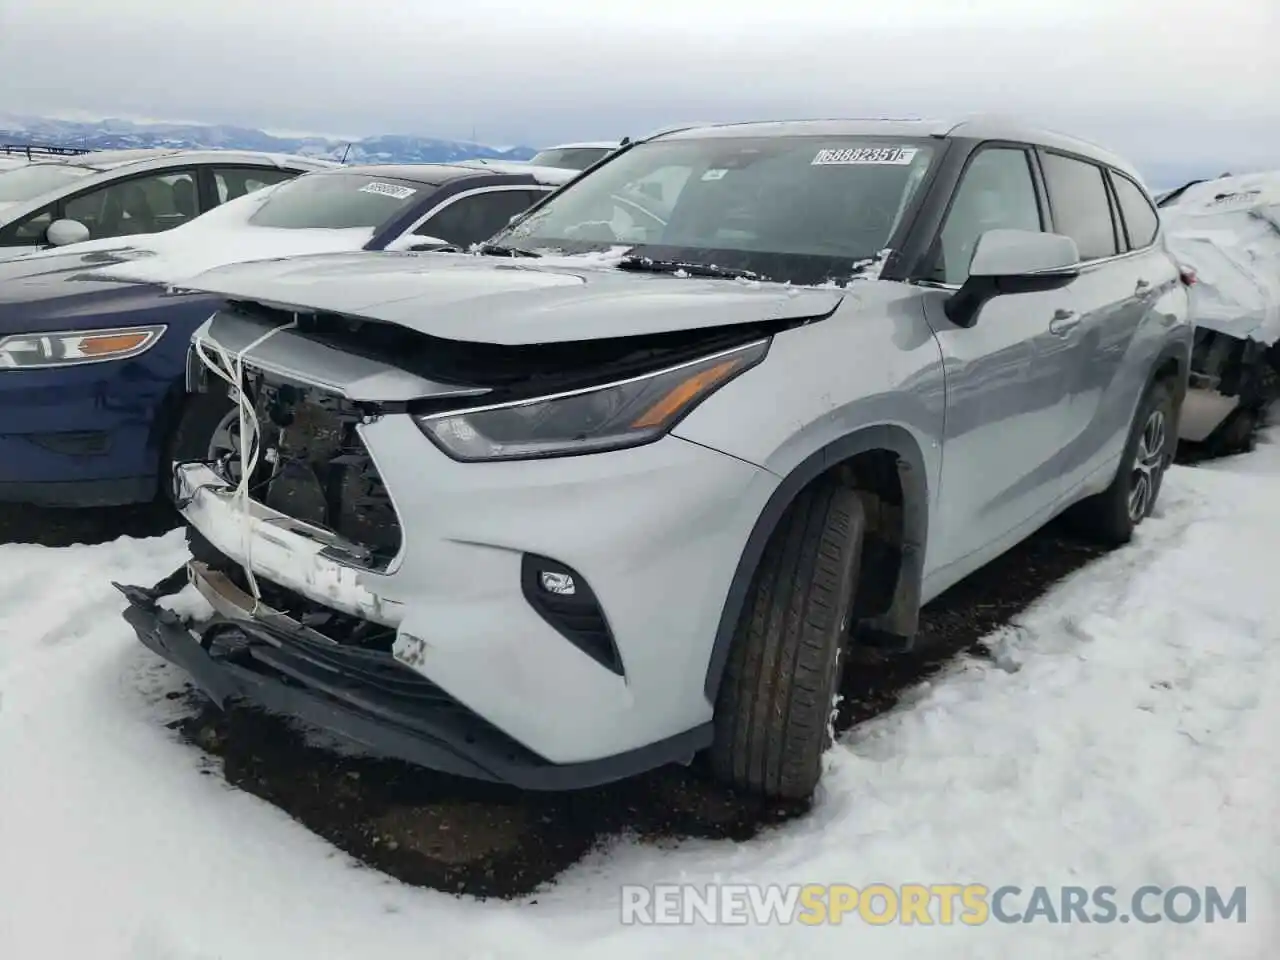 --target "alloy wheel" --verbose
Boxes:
[1128,408,1167,523]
